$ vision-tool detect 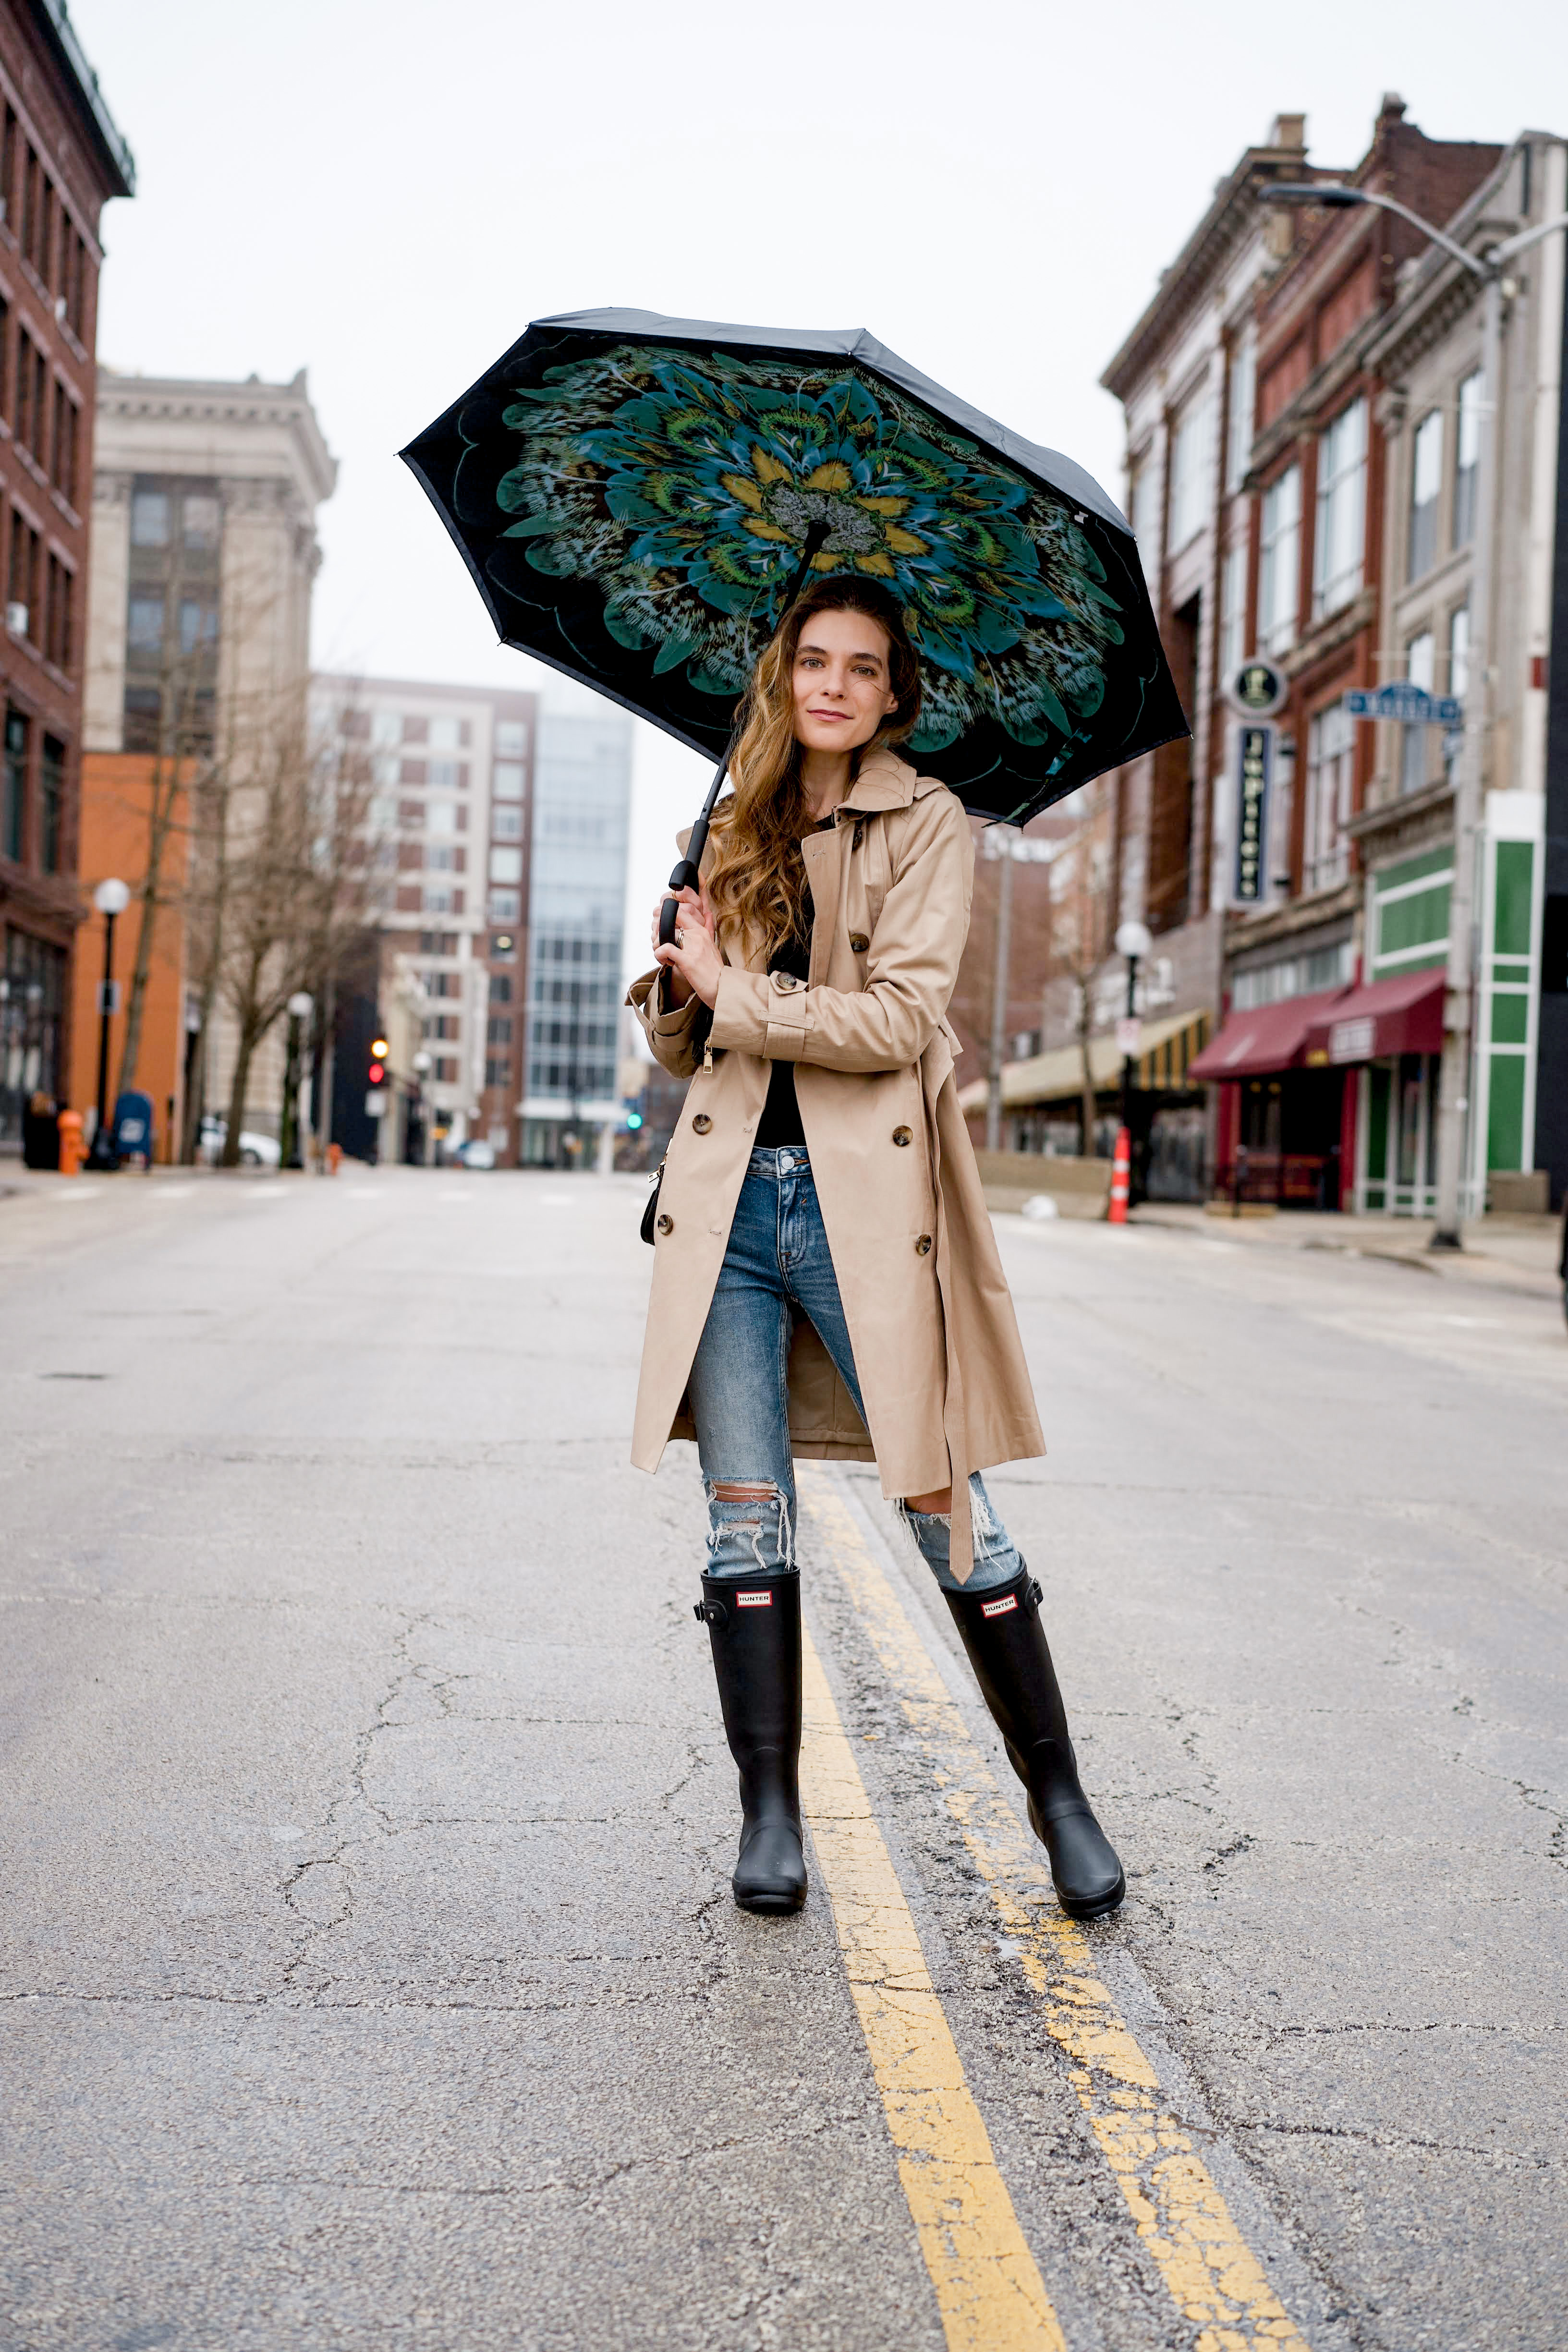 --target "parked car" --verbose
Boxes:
[452,1139,496,1171]
[198,1116,281,1168]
